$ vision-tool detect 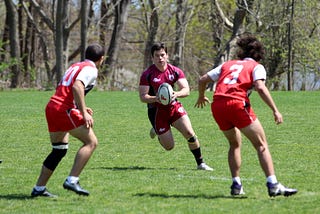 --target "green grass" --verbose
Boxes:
[0,90,319,214]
